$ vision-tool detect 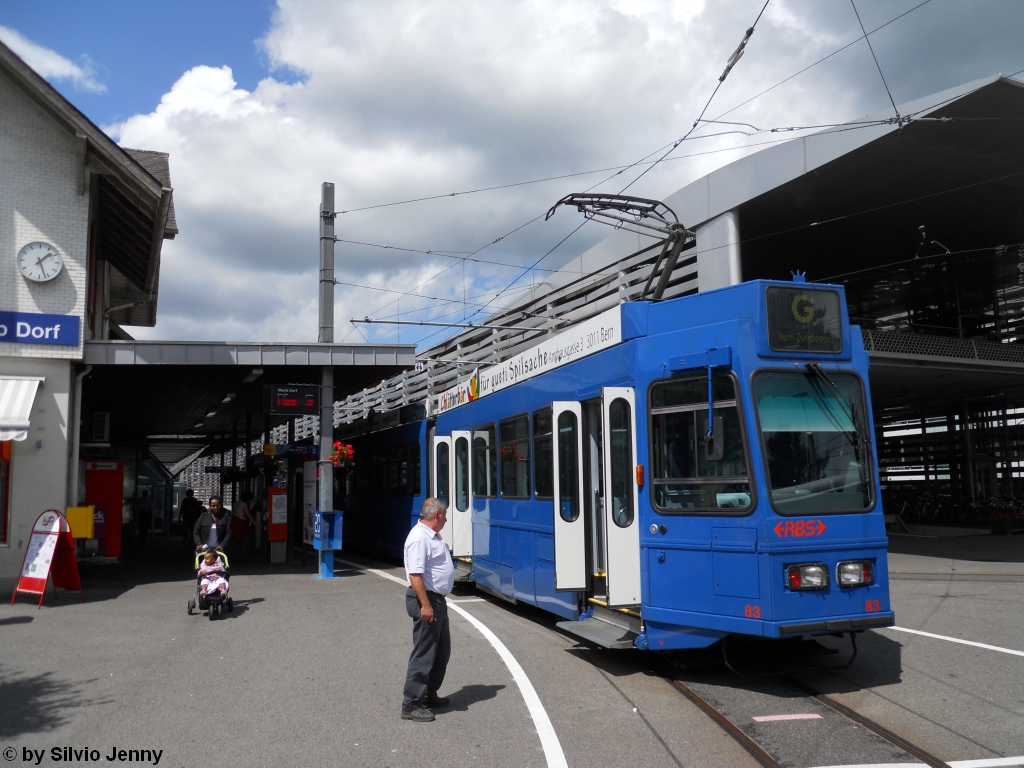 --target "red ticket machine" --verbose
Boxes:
[85,461,124,558]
